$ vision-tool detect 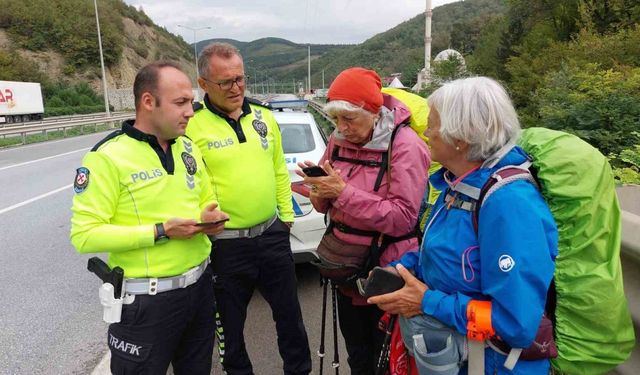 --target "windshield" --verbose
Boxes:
[280,123,316,153]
